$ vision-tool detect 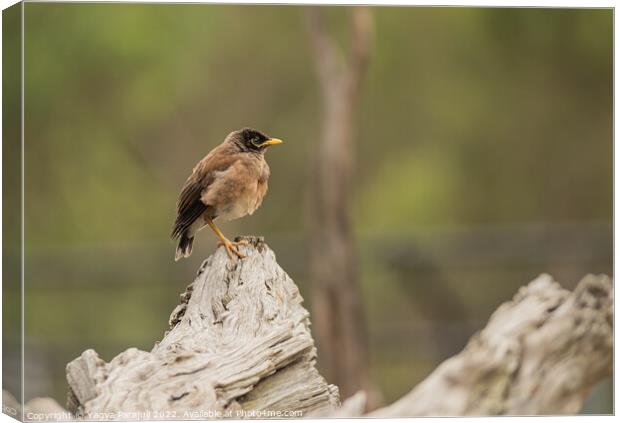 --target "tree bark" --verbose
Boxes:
[8,241,611,419]
[65,237,339,420]
[303,6,374,400]
[329,273,614,417]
